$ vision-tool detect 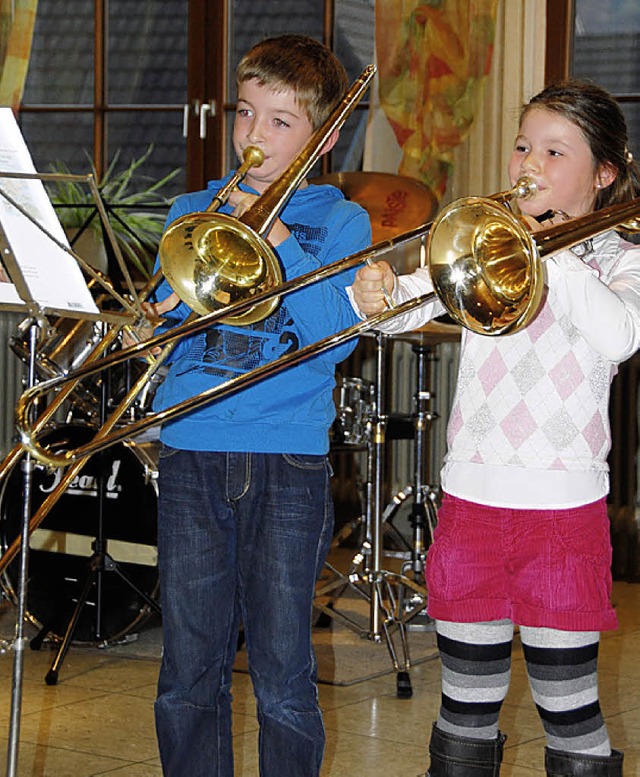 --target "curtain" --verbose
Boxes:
[447,0,546,204]
[375,0,499,202]
[0,0,38,111]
